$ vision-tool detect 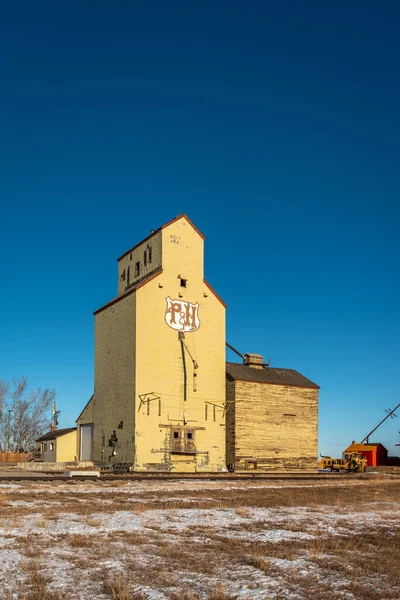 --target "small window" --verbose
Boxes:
[187,432,192,440]
[49,443,54,451]
[180,278,187,288]
[127,265,130,285]
[173,431,179,439]
[135,262,140,277]
[144,249,147,266]
[120,269,126,281]
[43,443,48,451]
[148,245,152,263]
